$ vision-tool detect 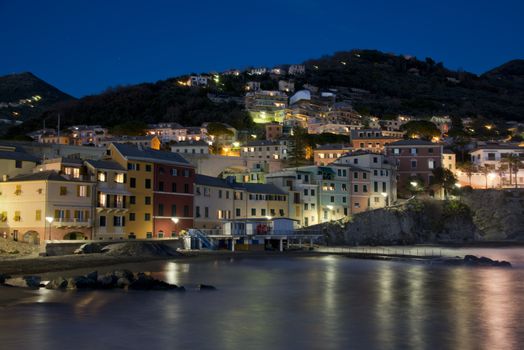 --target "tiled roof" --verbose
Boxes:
[242,182,287,195]
[195,174,287,195]
[112,143,190,165]
[315,144,350,150]
[0,150,39,163]
[8,170,68,182]
[471,144,523,151]
[85,159,126,171]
